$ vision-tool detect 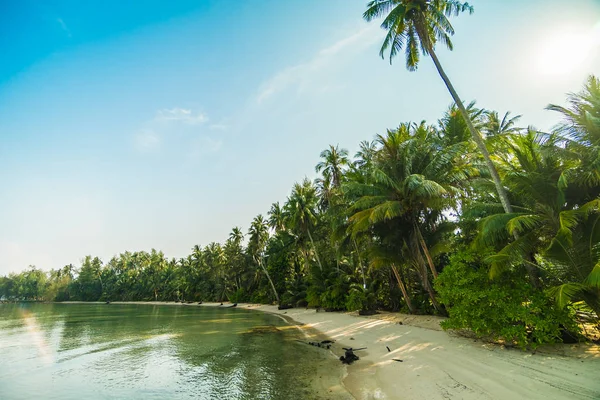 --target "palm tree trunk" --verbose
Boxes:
[414,223,438,279]
[428,48,513,214]
[353,239,367,289]
[428,48,542,289]
[306,228,323,271]
[391,264,415,314]
[413,240,443,314]
[259,258,280,304]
